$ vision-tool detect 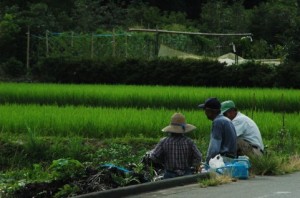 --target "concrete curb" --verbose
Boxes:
[74,173,210,198]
